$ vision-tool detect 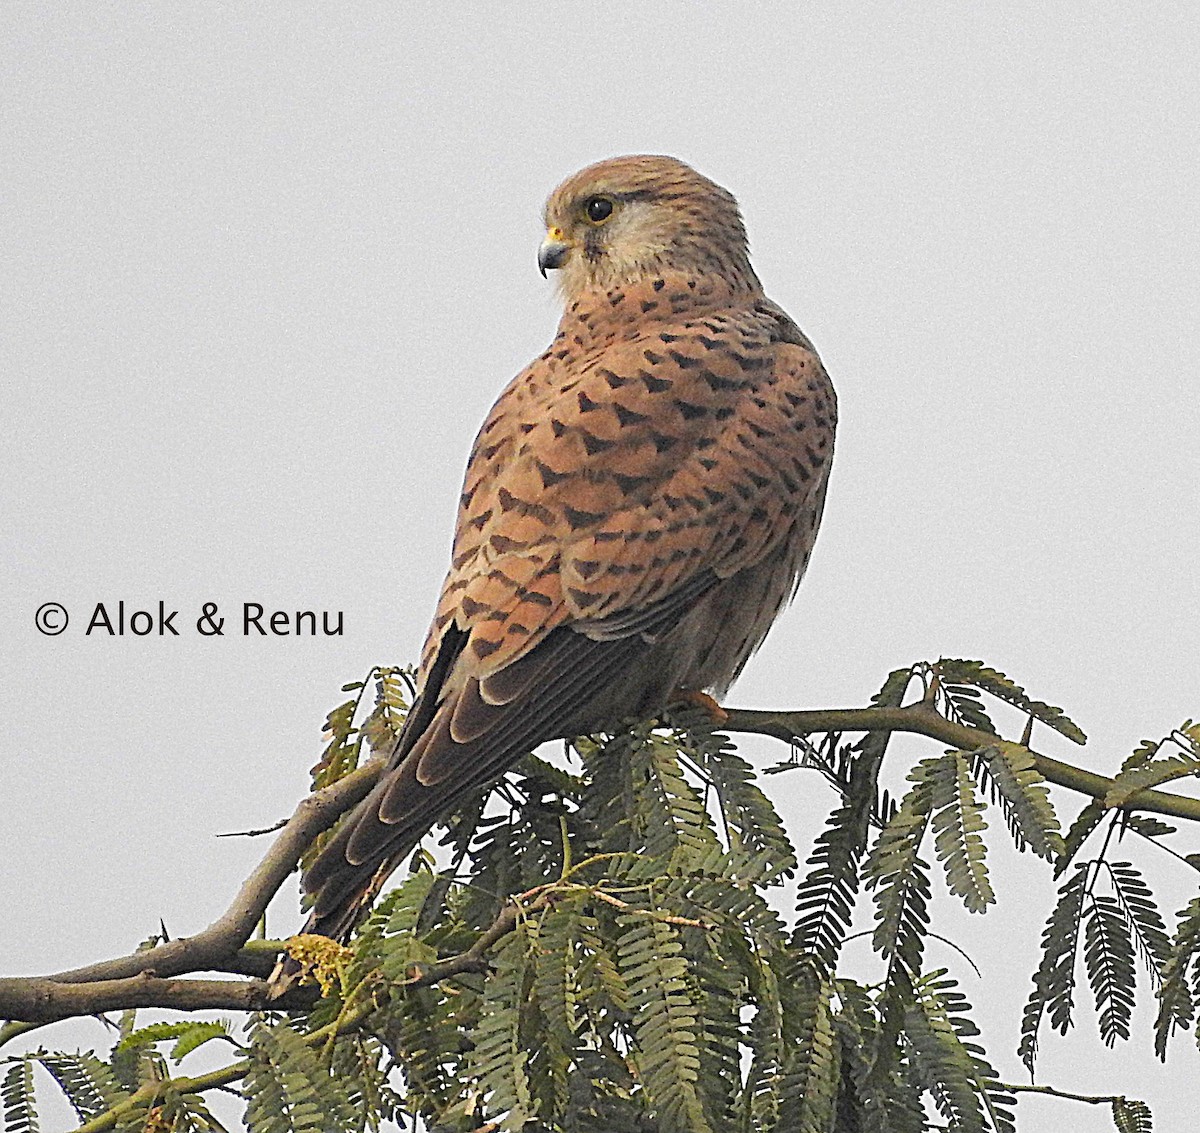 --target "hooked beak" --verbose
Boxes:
[538,228,572,277]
